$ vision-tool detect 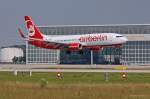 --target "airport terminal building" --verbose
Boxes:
[26,24,150,65]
